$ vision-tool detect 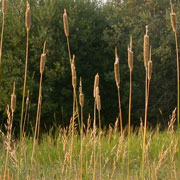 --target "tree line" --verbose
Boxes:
[0,0,179,134]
